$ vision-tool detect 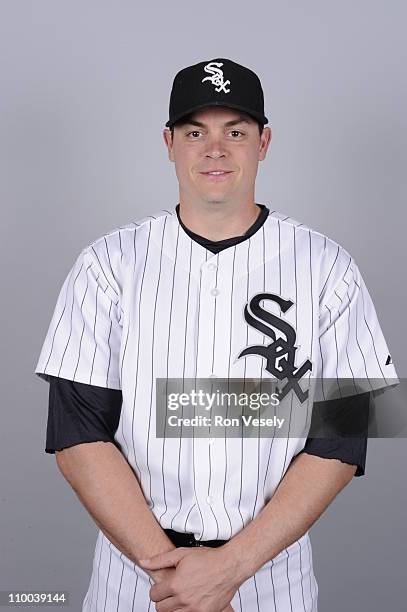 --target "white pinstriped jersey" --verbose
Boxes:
[35,206,398,611]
